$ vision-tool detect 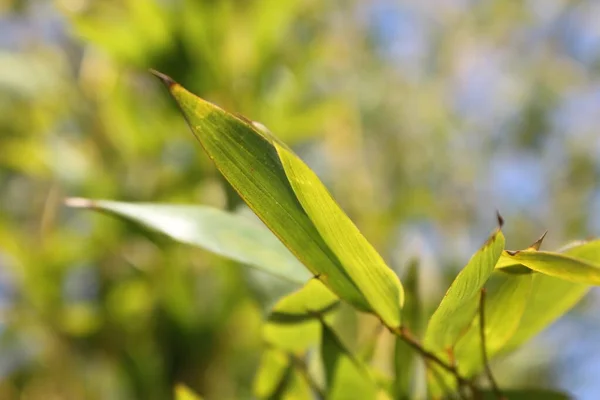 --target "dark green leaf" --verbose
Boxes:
[154,72,404,327]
